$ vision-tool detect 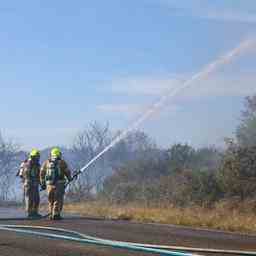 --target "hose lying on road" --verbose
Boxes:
[0,224,201,256]
[0,225,255,256]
